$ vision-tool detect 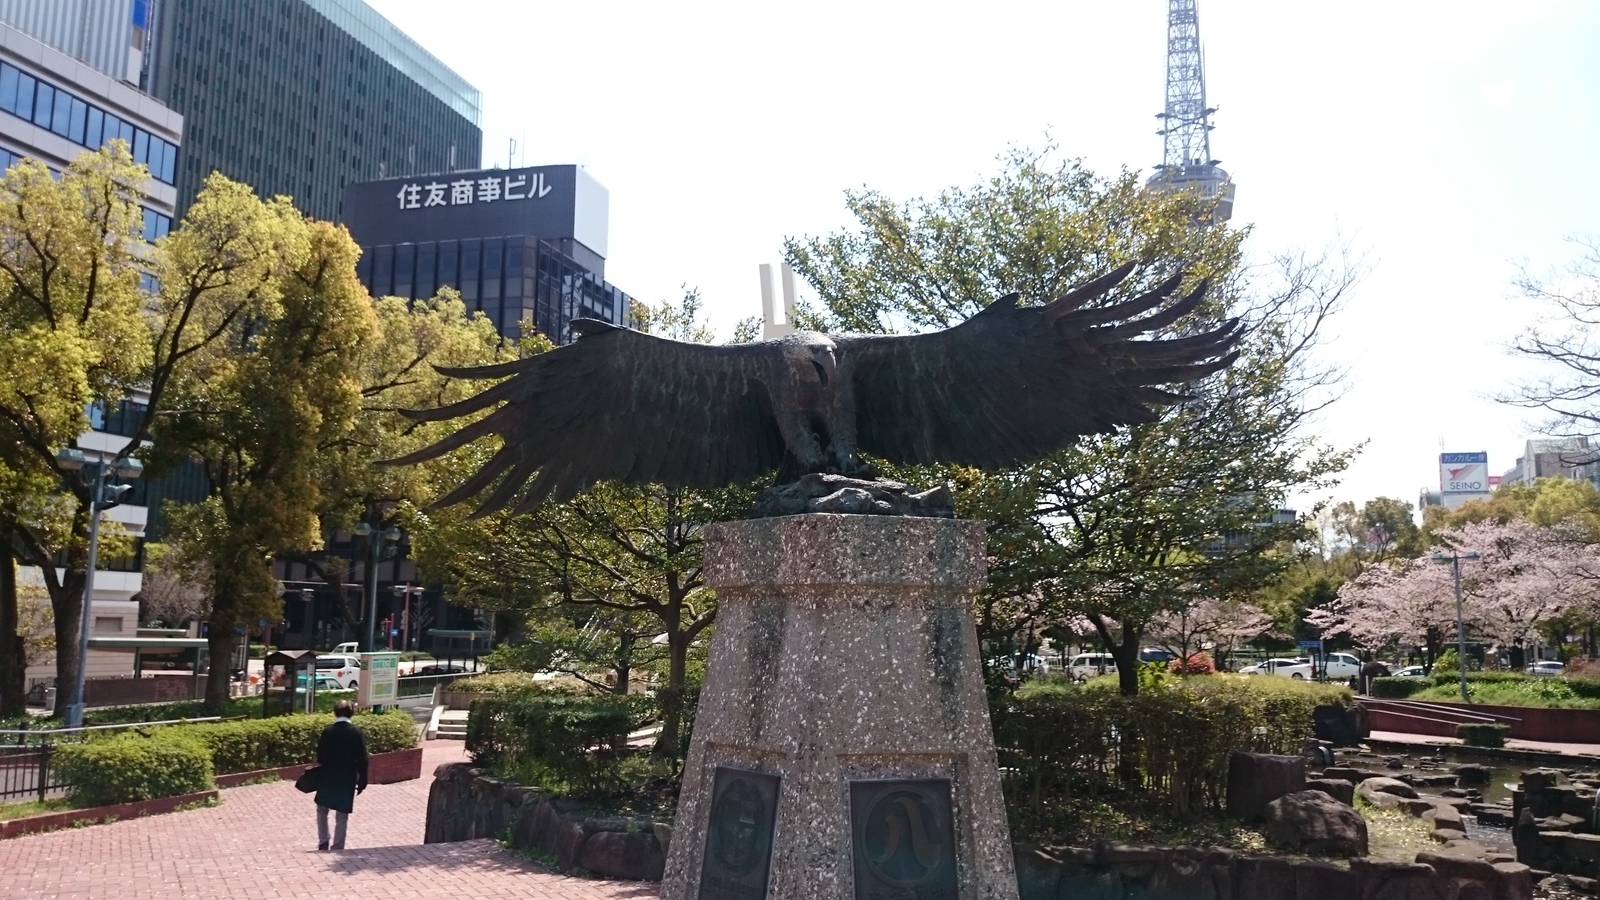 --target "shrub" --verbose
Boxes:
[1456,722,1510,747]
[1169,653,1216,675]
[55,731,215,807]
[1370,677,1426,699]
[449,672,546,694]
[467,689,652,796]
[178,709,418,775]
[998,675,1346,821]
